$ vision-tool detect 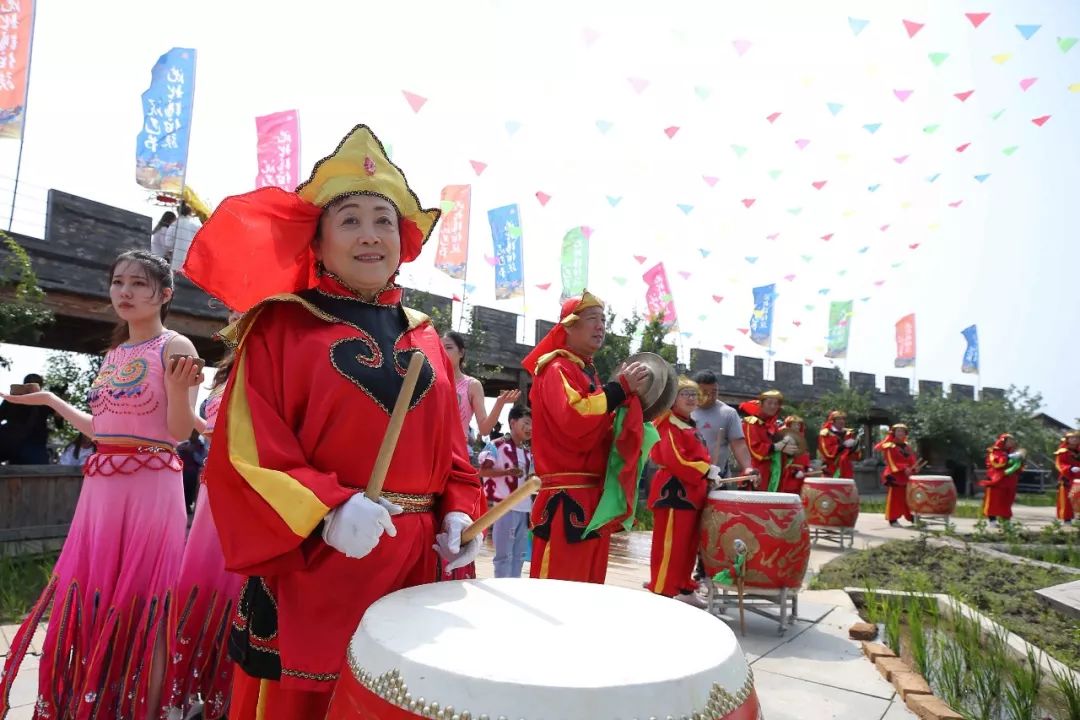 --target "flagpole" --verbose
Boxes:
[6,0,37,232]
